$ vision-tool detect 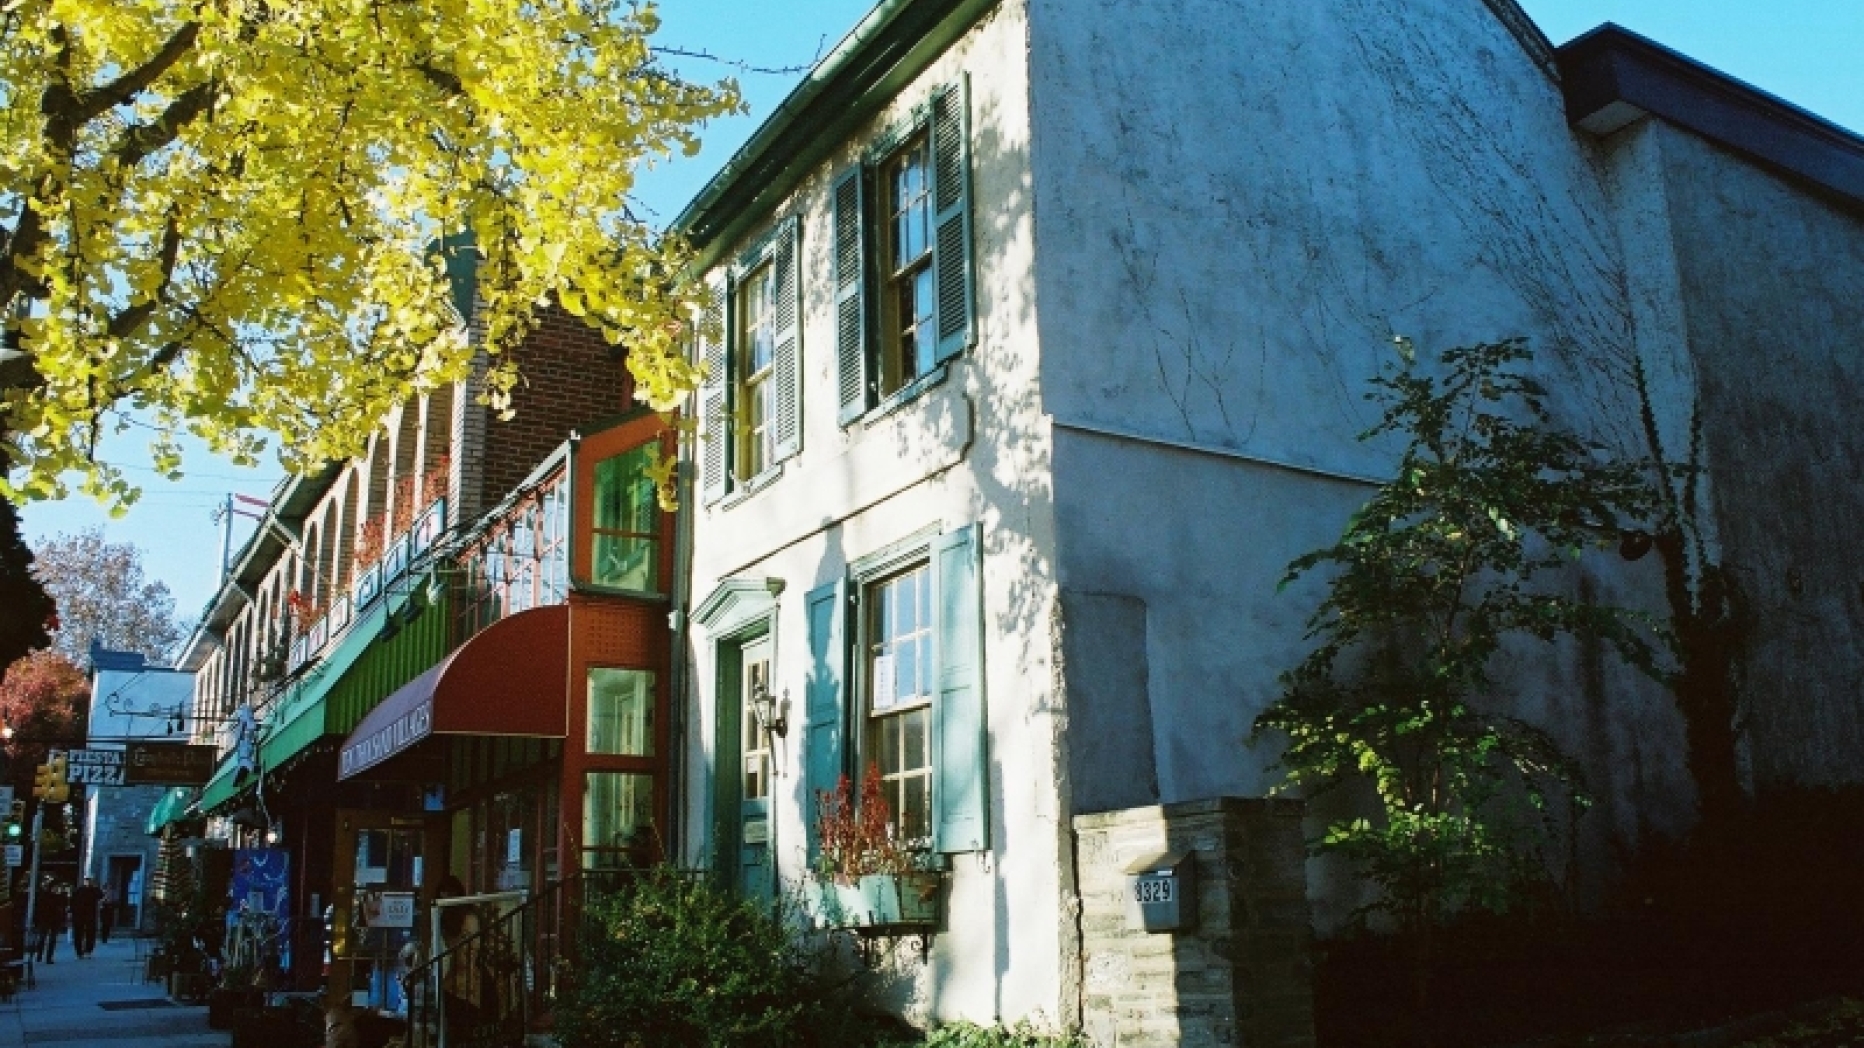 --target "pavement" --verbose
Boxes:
[0,936,224,1048]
